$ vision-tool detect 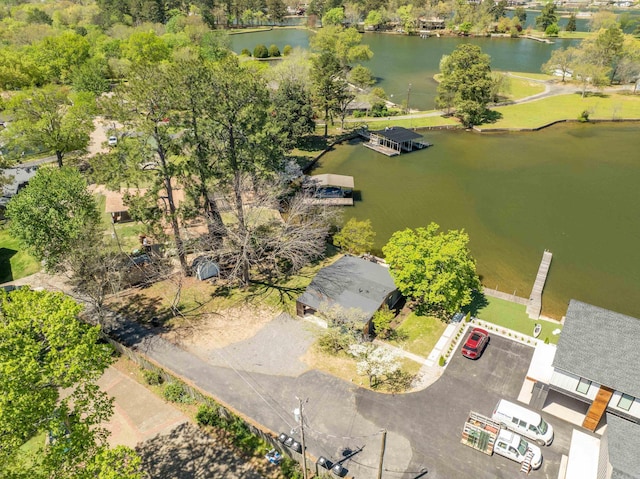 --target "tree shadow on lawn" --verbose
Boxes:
[136,423,265,479]
[296,135,328,152]
[0,247,17,283]
[466,290,489,317]
[111,292,168,326]
[482,110,503,124]
[574,91,610,98]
